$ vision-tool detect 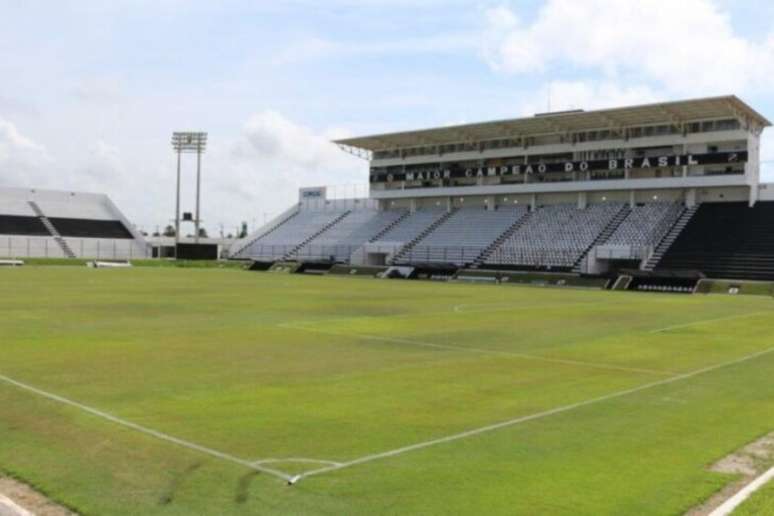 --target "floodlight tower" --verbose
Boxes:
[171,132,208,248]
